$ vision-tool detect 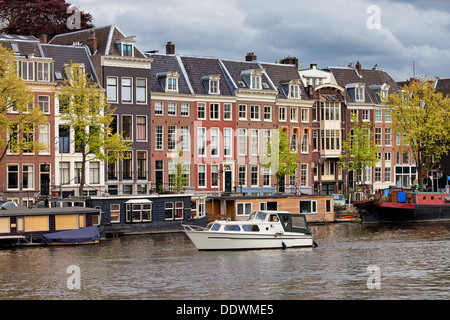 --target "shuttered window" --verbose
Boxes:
[0,217,10,233]
[24,216,49,232]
